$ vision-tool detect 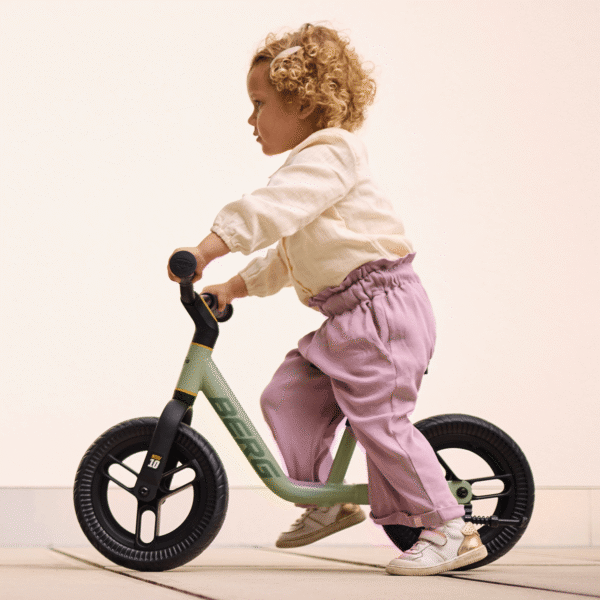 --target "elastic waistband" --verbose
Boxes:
[308,253,421,317]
